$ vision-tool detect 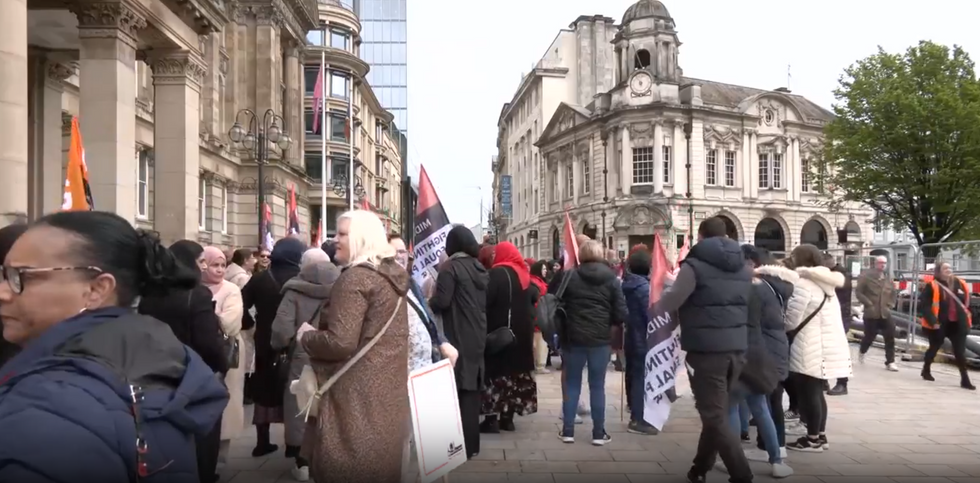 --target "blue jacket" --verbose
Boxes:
[0,307,229,483]
[621,272,650,361]
[409,278,447,362]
